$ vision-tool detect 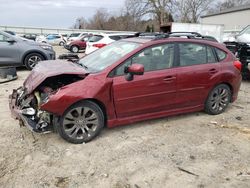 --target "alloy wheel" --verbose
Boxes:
[62,106,99,140]
[27,55,42,68]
